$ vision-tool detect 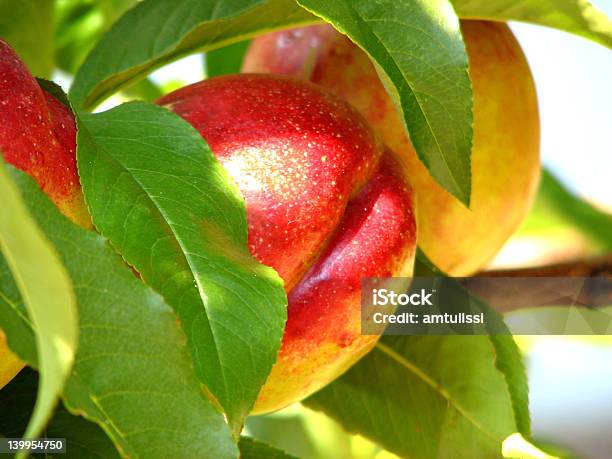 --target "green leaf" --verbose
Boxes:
[206,40,251,78]
[94,0,138,25]
[538,169,612,250]
[296,0,473,205]
[305,335,519,458]
[239,437,298,459]
[505,306,612,335]
[70,0,318,109]
[76,102,287,434]
[54,0,139,74]
[0,368,120,459]
[0,263,36,364]
[304,256,530,458]
[0,0,55,77]
[0,167,238,459]
[121,78,164,102]
[502,434,559,459]
[0,160,78,443]
[488,334,531,437]
[54,0,107,74]
[453,0,612,50]
[417,251,531,437]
